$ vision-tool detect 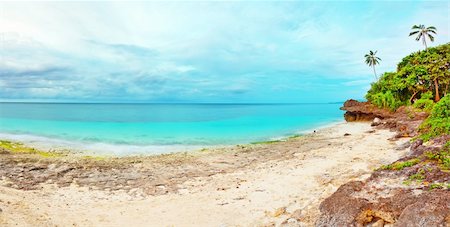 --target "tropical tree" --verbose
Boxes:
[365,50,381,80]
[409,25,437,50]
